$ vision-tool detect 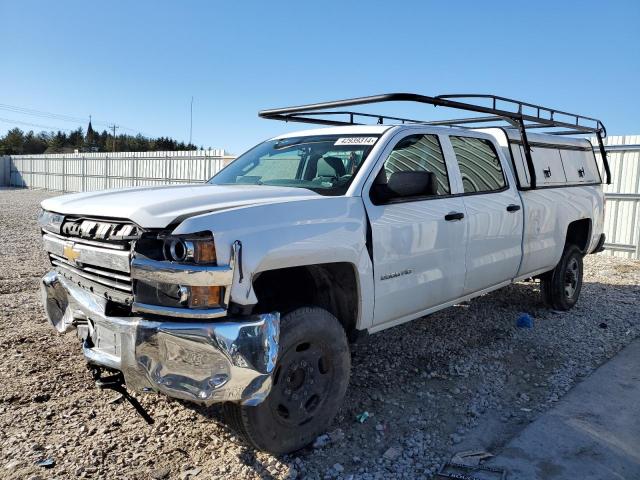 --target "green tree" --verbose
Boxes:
[2,128,26,154]
[68,128,84,151]
[23,130,48,154]
[0,126,197,154]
